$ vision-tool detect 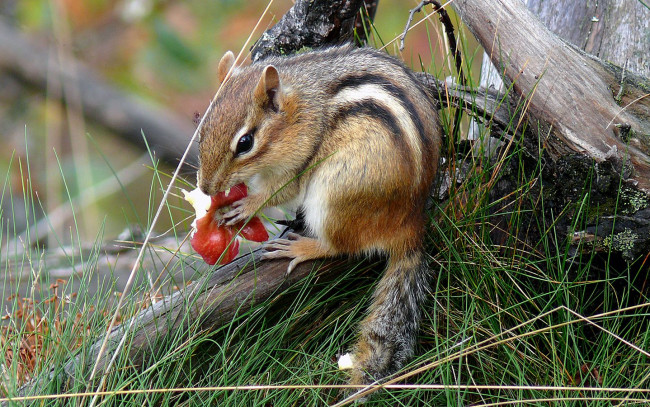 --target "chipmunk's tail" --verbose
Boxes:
[347,248,430,385]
